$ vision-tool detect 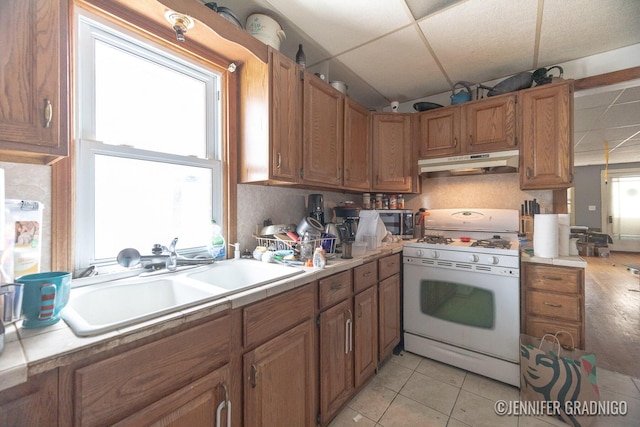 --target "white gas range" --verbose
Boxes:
[403,209,521,387]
